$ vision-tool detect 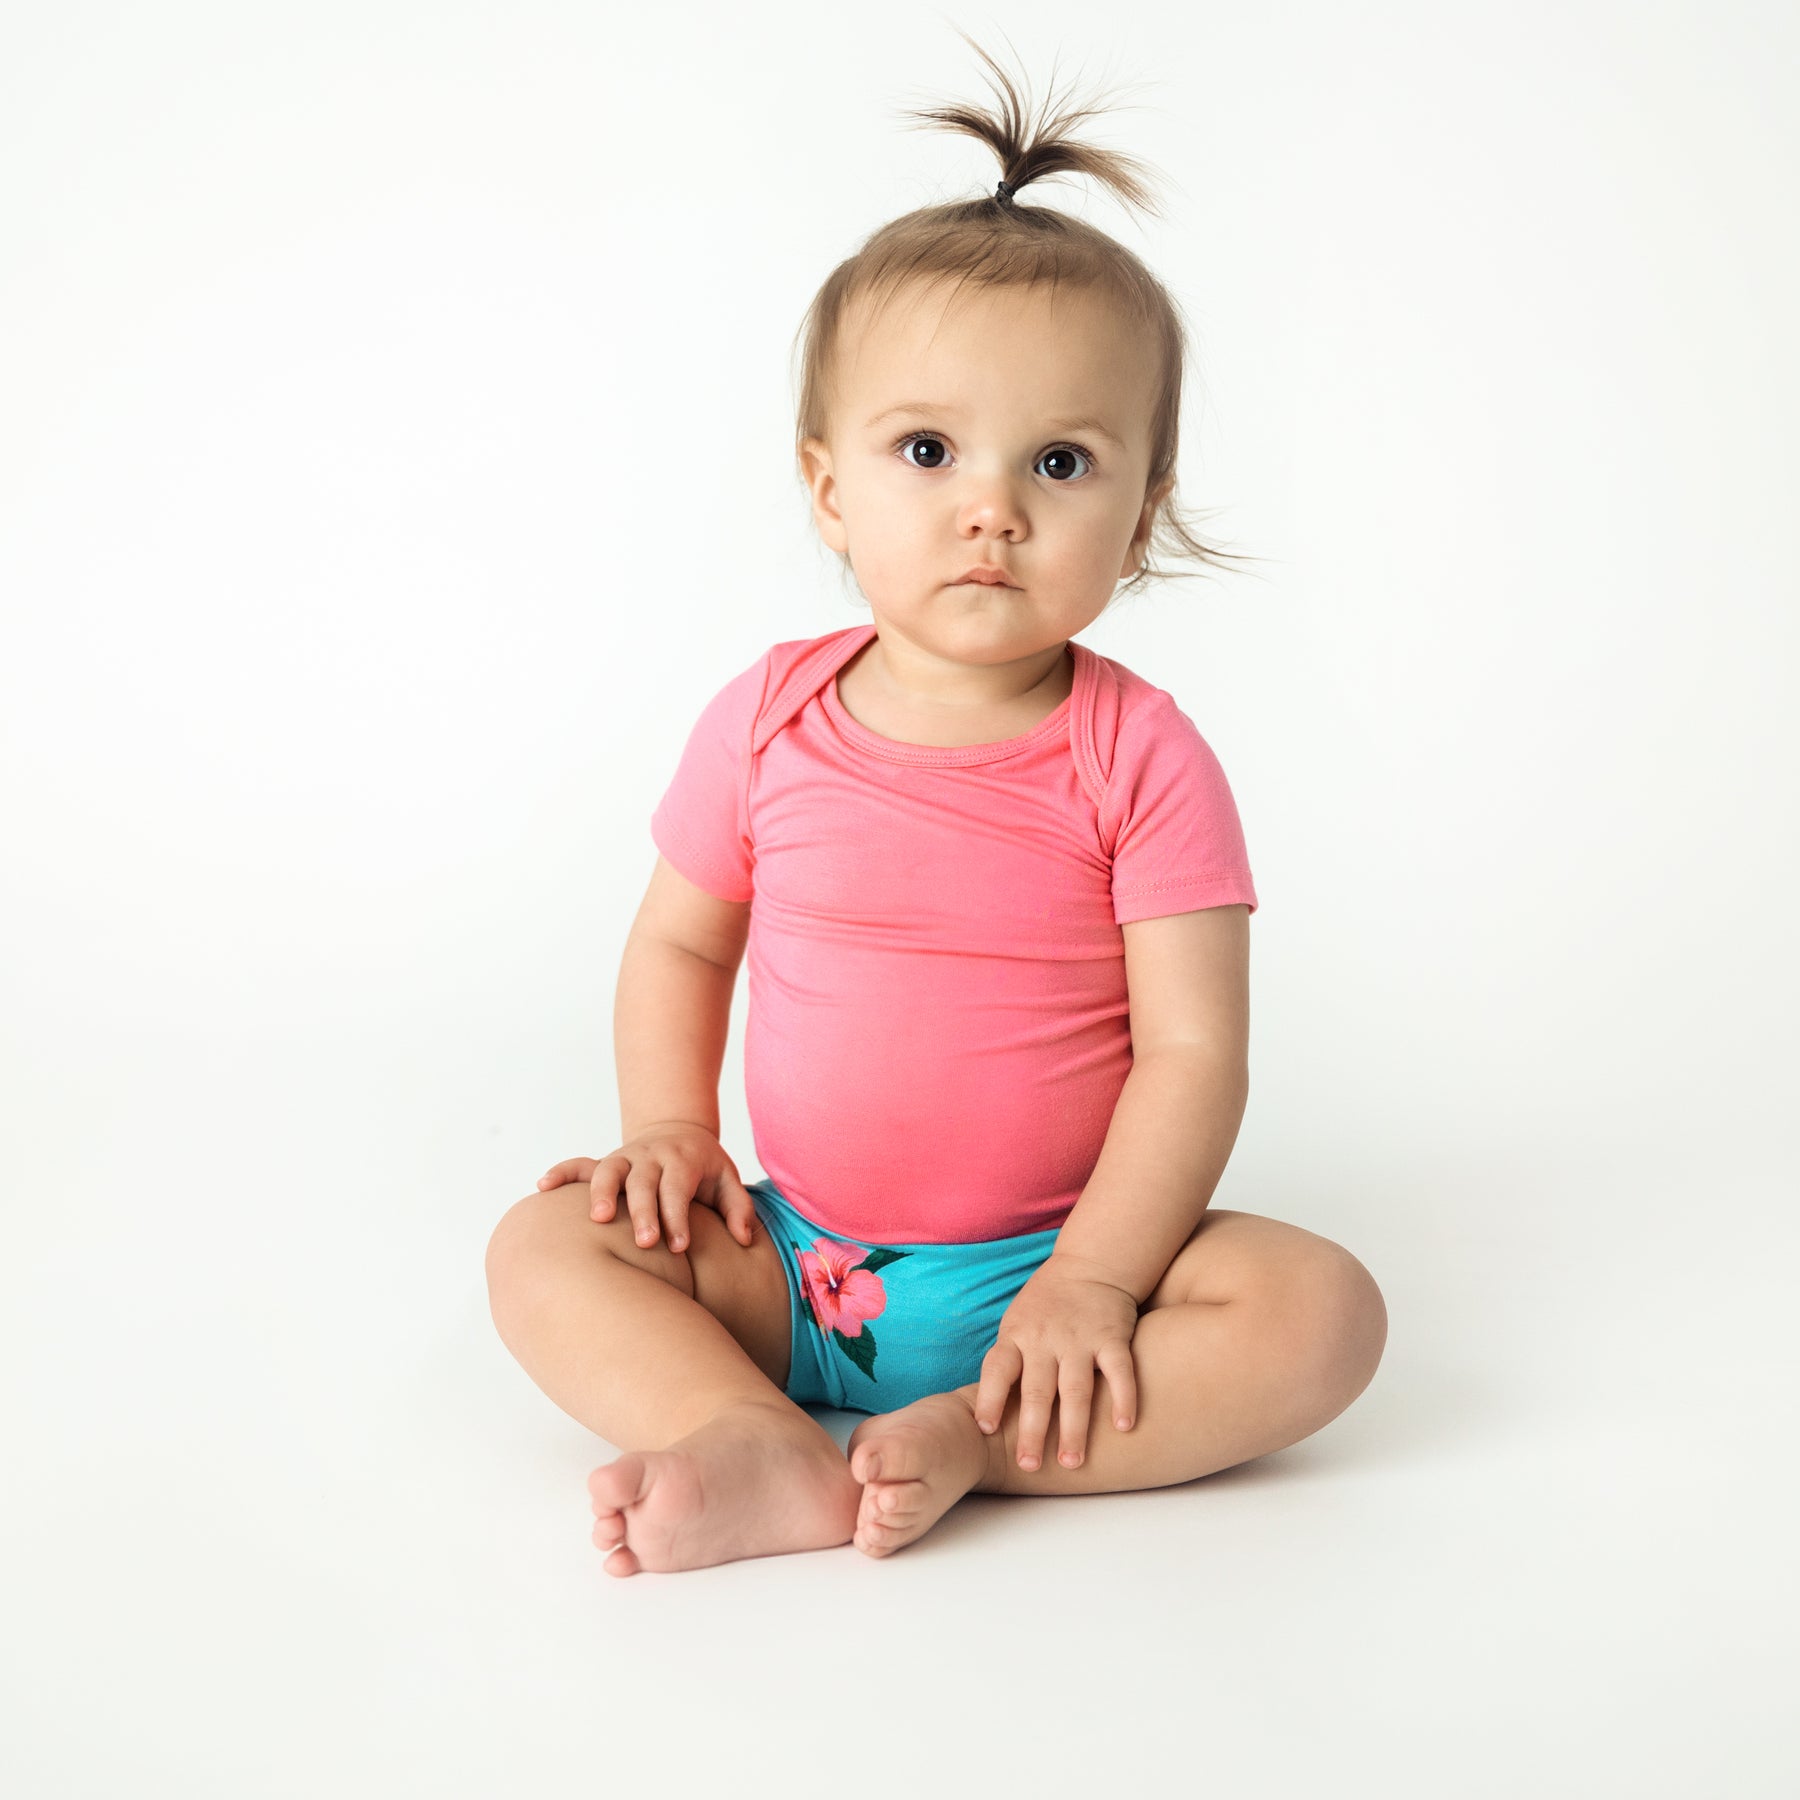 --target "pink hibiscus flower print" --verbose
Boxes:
[796,1237,910,1385]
